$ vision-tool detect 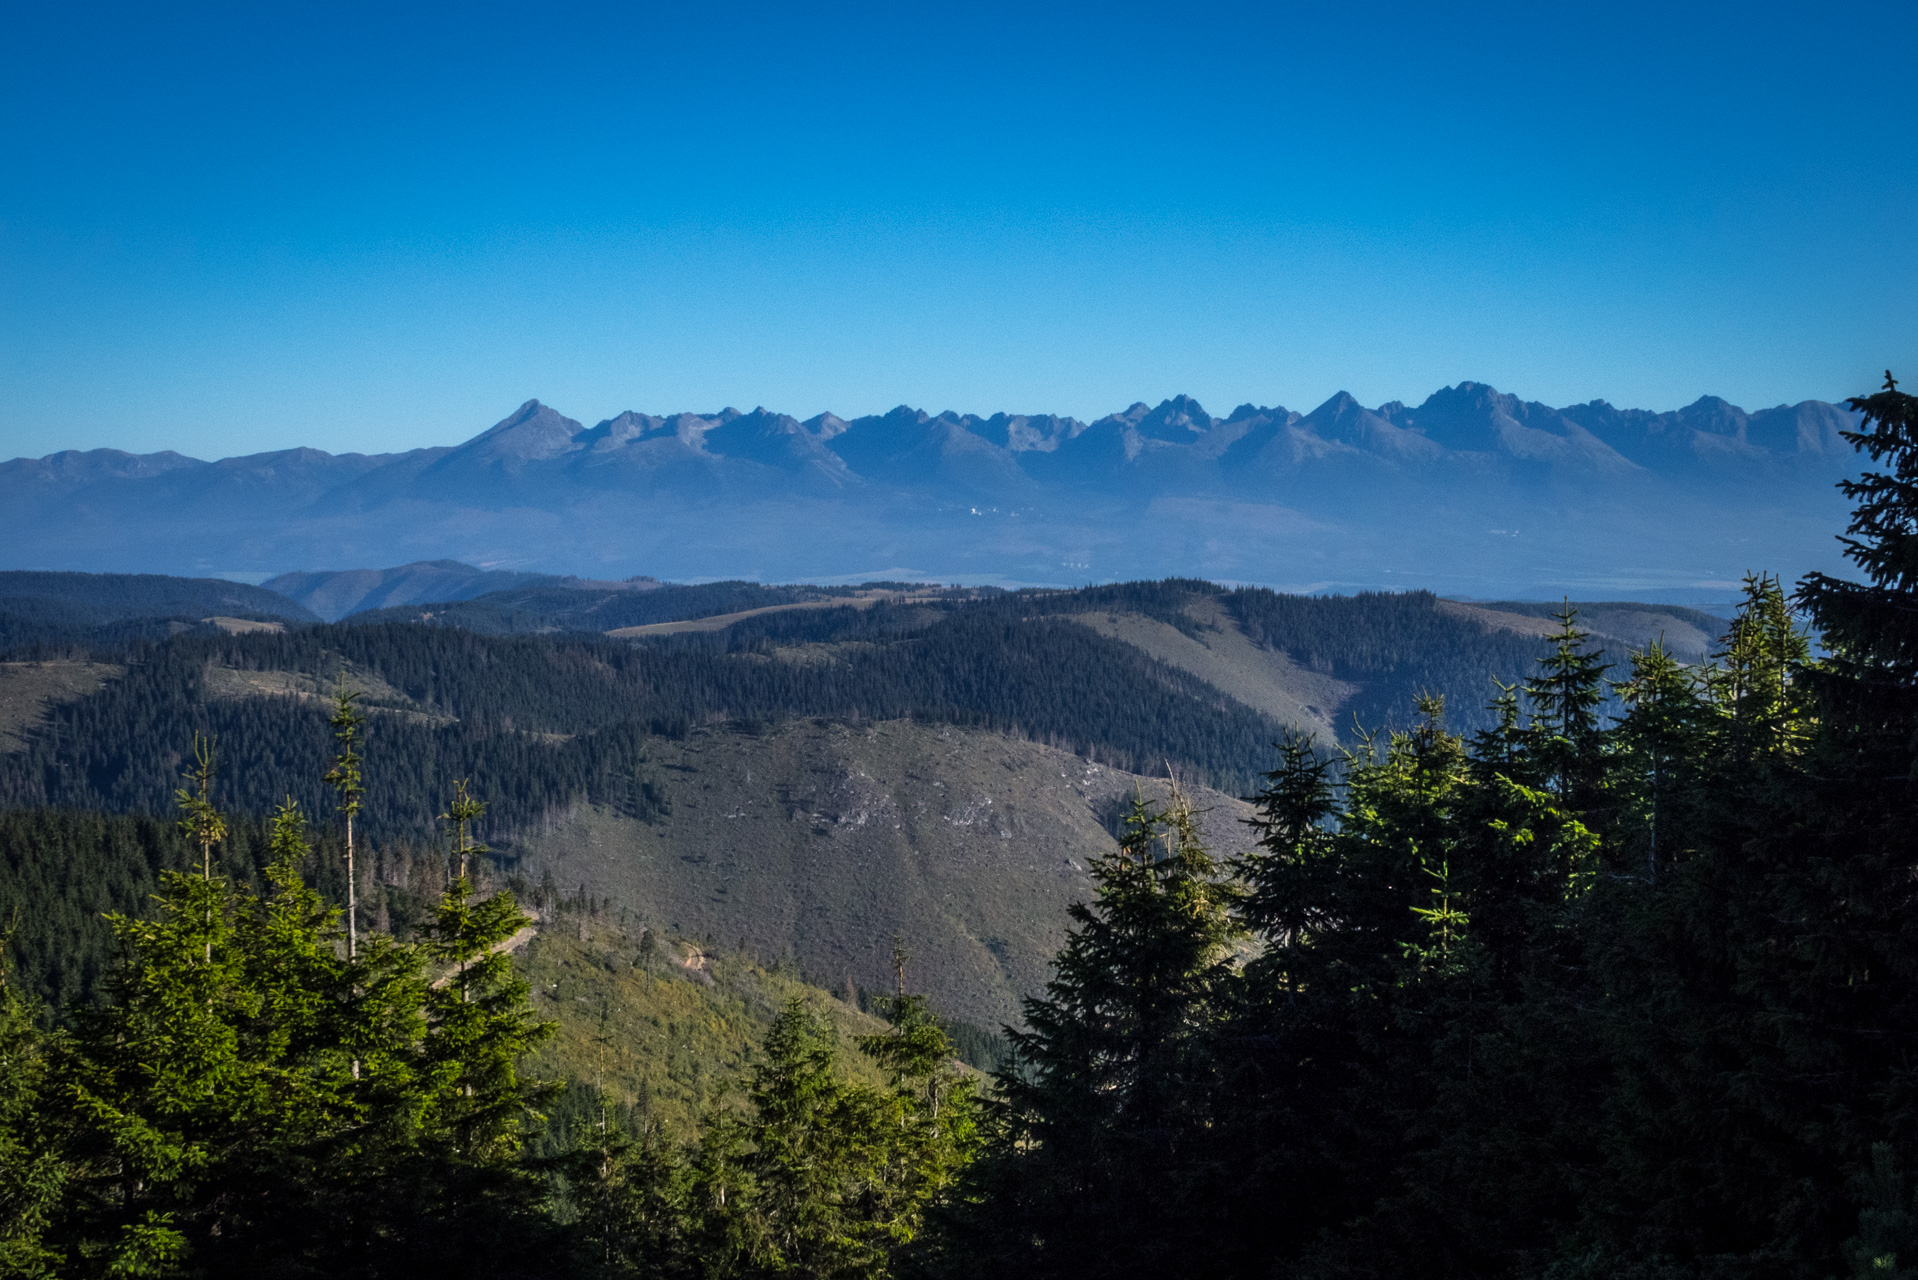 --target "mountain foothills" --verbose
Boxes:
[3,572,1720,1025]
[0,382,1860,598]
